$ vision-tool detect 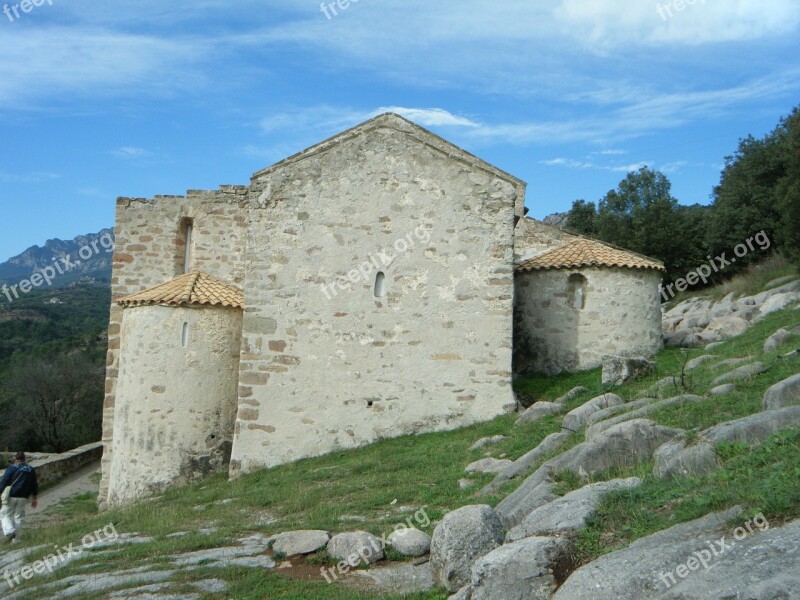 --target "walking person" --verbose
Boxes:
[0,452,38,543]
